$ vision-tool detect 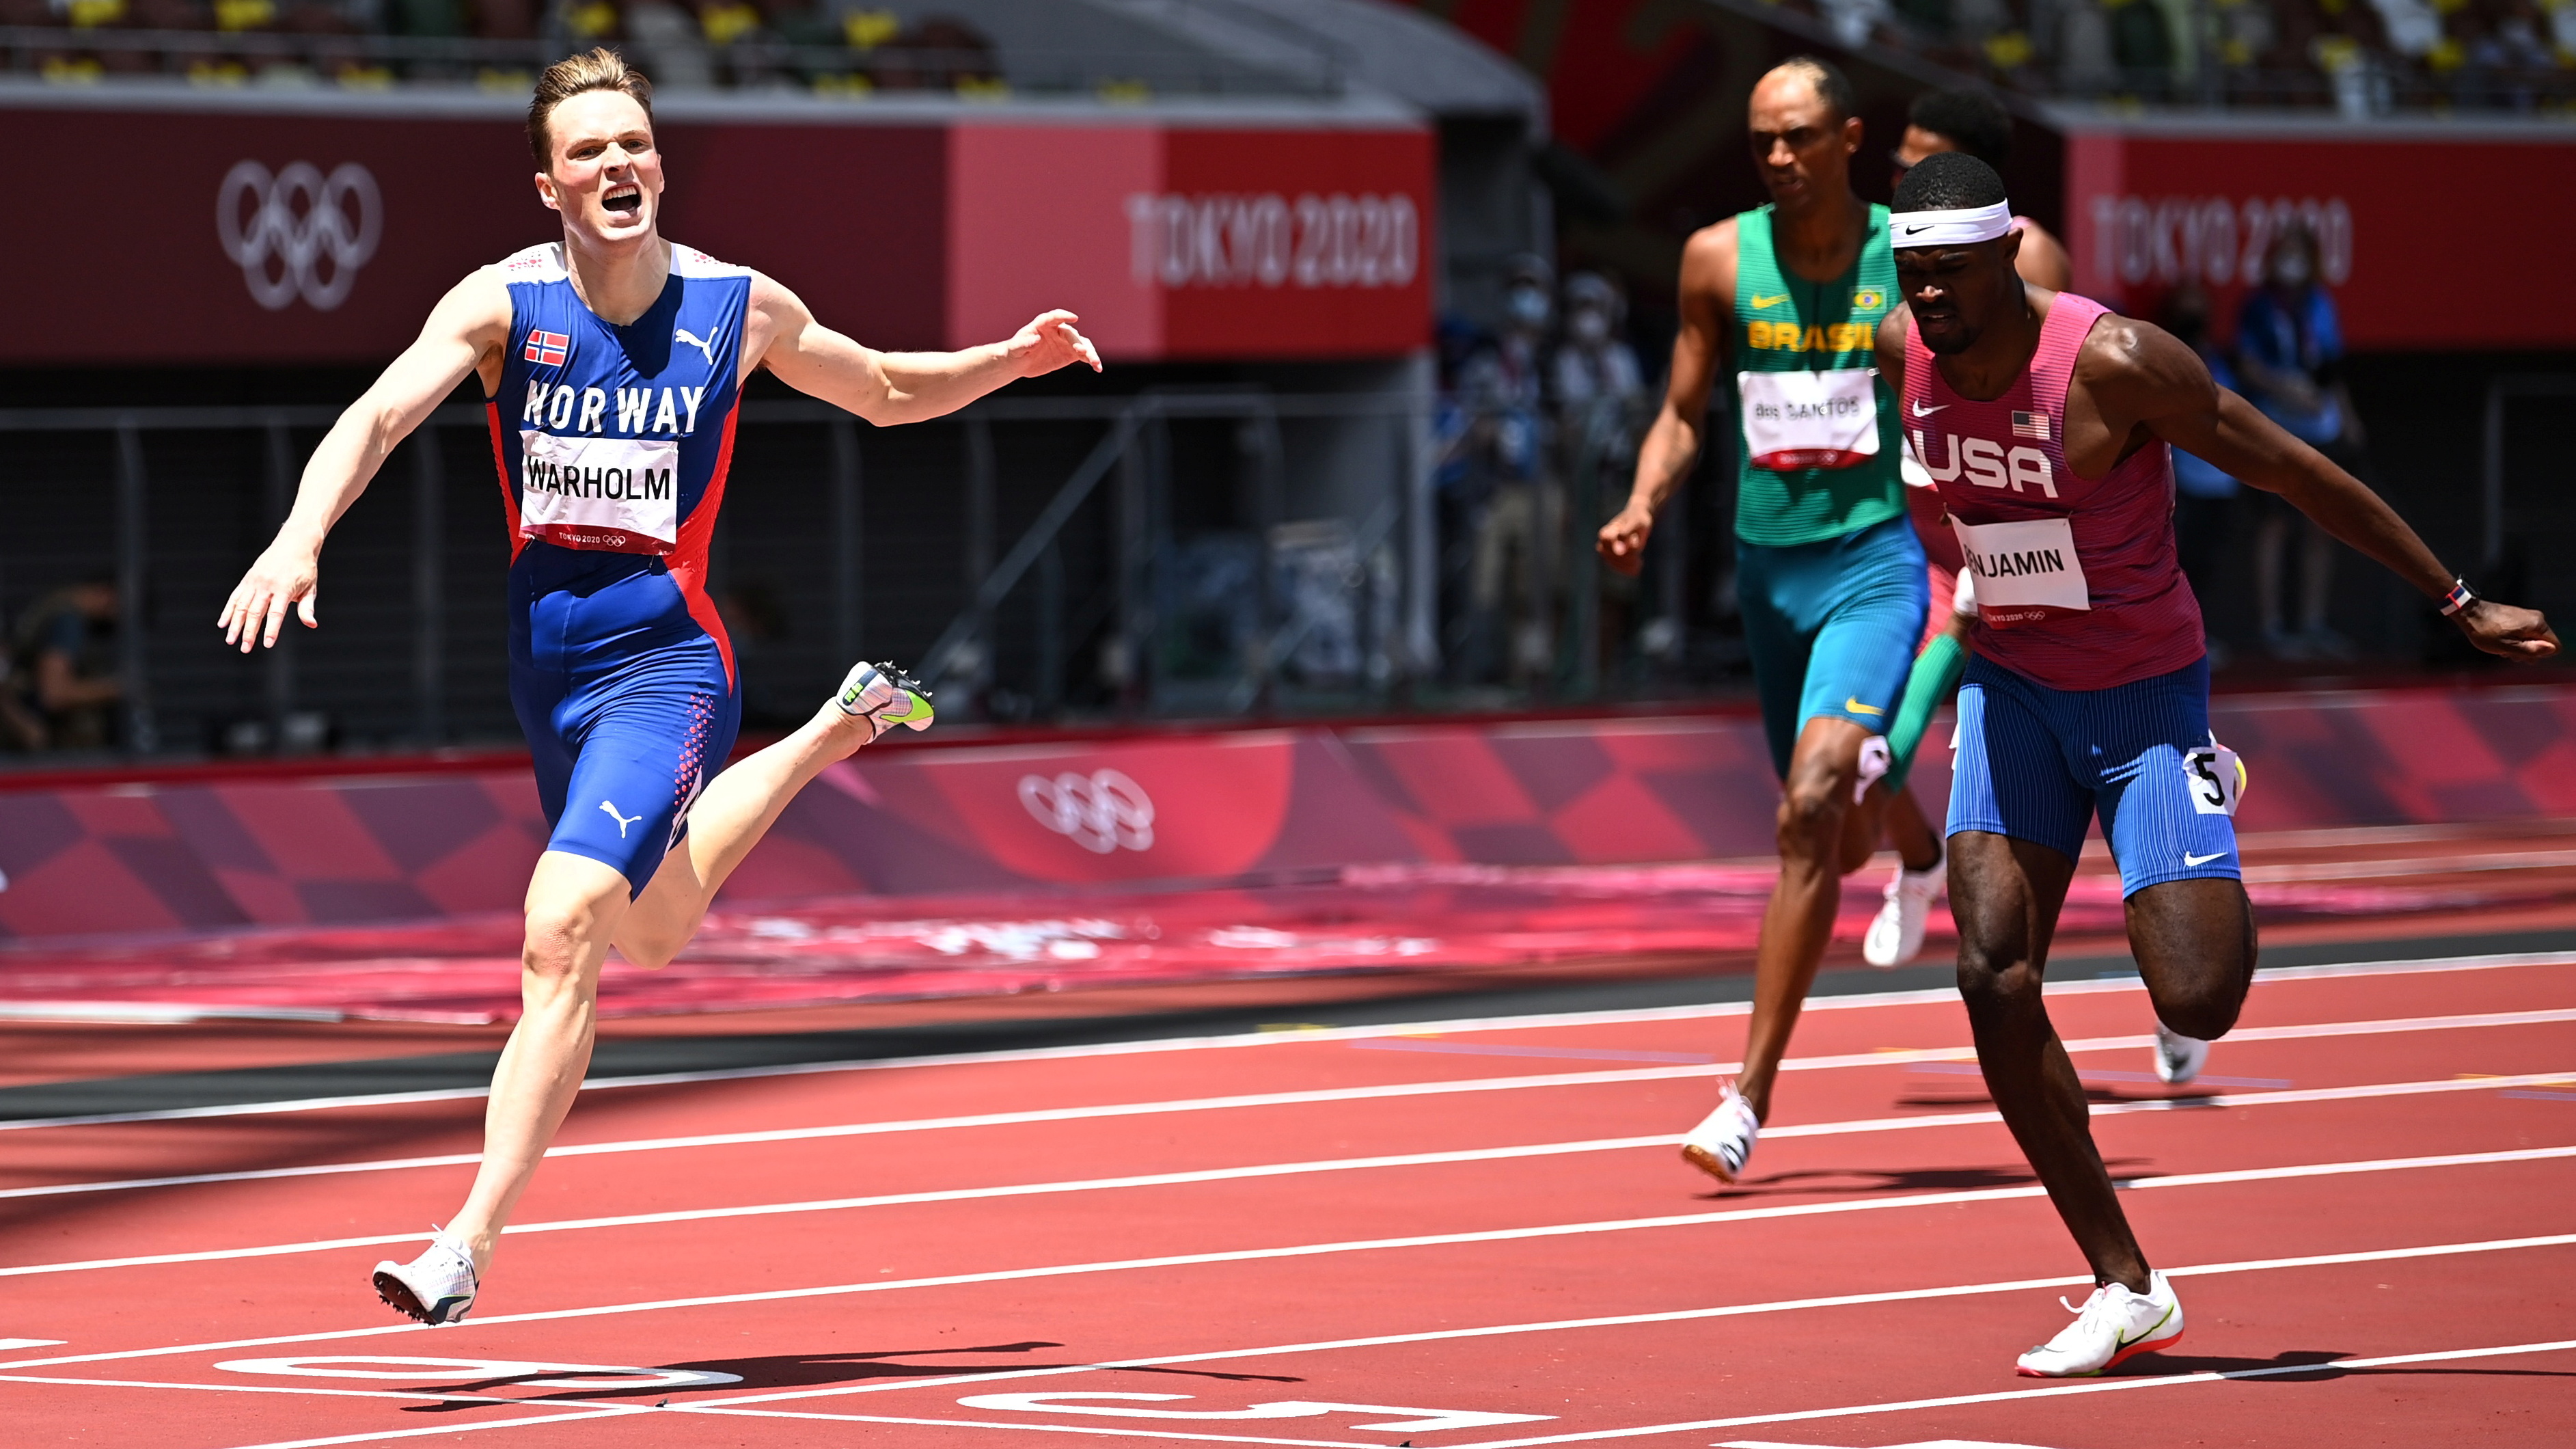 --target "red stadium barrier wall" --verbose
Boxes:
[0,97,1431,365]
[2064,120,2576,349]
[1,683,2571,943]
